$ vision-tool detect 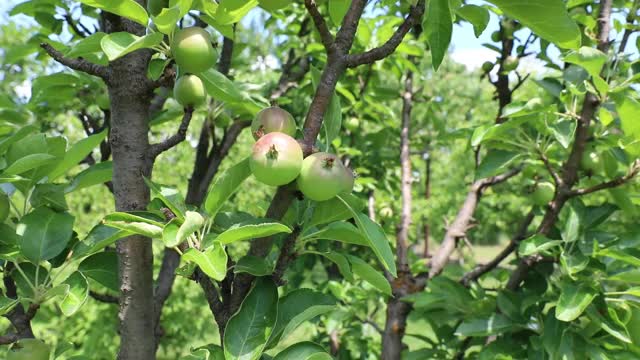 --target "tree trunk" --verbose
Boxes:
[107,22,155,360]
[381,299,412,359]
